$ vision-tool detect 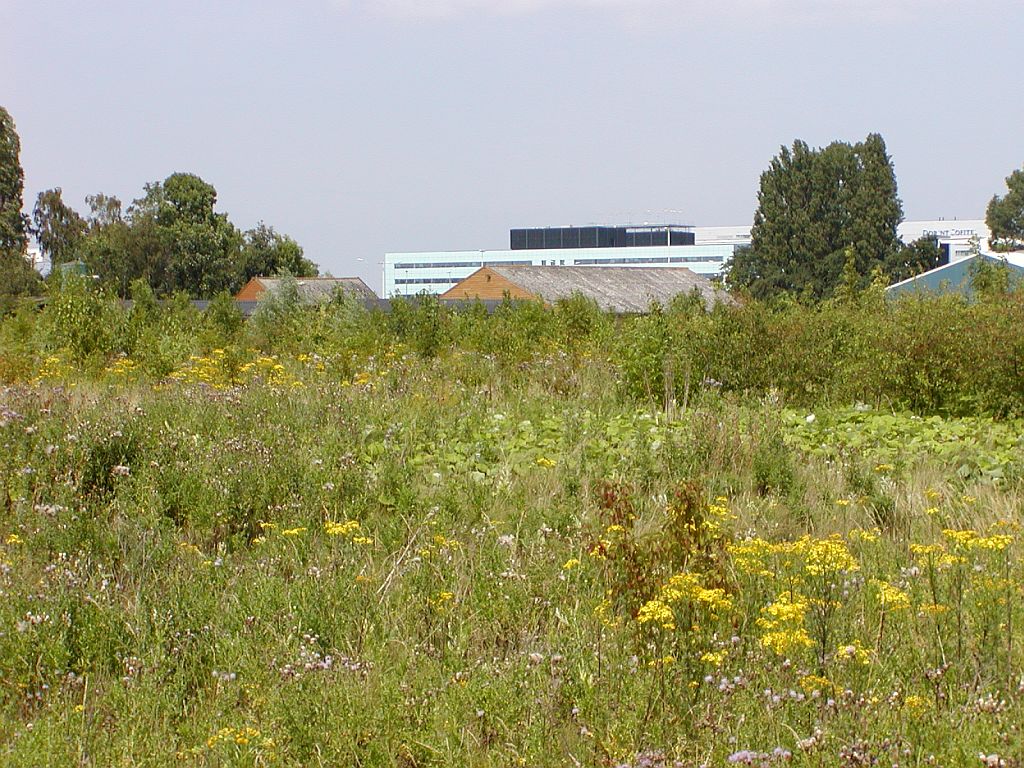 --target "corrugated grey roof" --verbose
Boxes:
[487,266,733,313]
[257,277,378,302]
